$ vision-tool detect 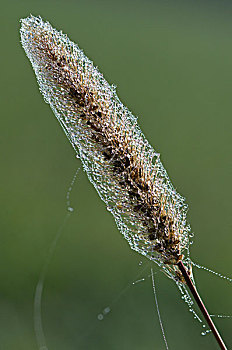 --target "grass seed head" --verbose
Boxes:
[20,15,192,282]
